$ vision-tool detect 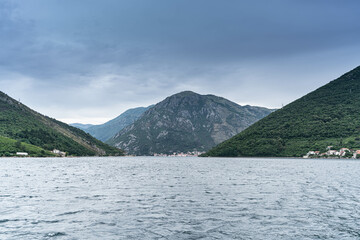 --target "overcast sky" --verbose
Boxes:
[1,0,360,124]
